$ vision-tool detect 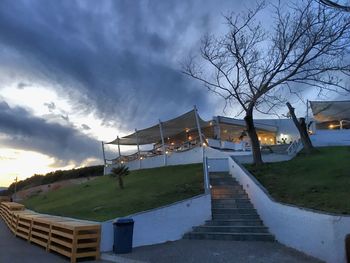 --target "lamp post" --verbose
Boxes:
[14,176,18,201]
